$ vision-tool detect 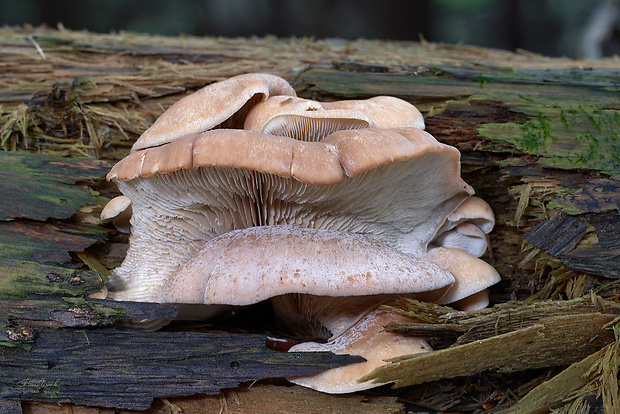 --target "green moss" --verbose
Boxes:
[0,151,109,221]
[479,103,620,177]
[0,259,103,298]
[518,111,556,155]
